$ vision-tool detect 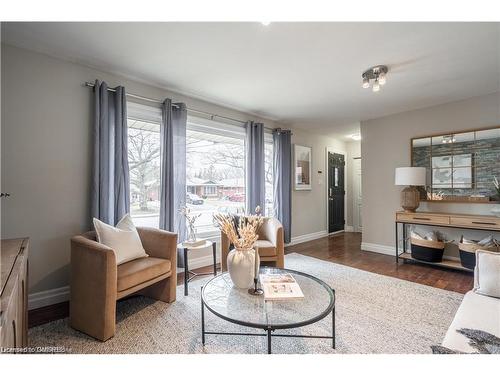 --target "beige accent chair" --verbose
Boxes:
[70,227,177,341]
[221,217,284,271]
